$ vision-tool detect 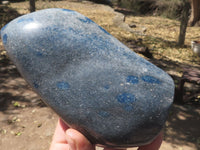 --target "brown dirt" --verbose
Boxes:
[0,1,200,150]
